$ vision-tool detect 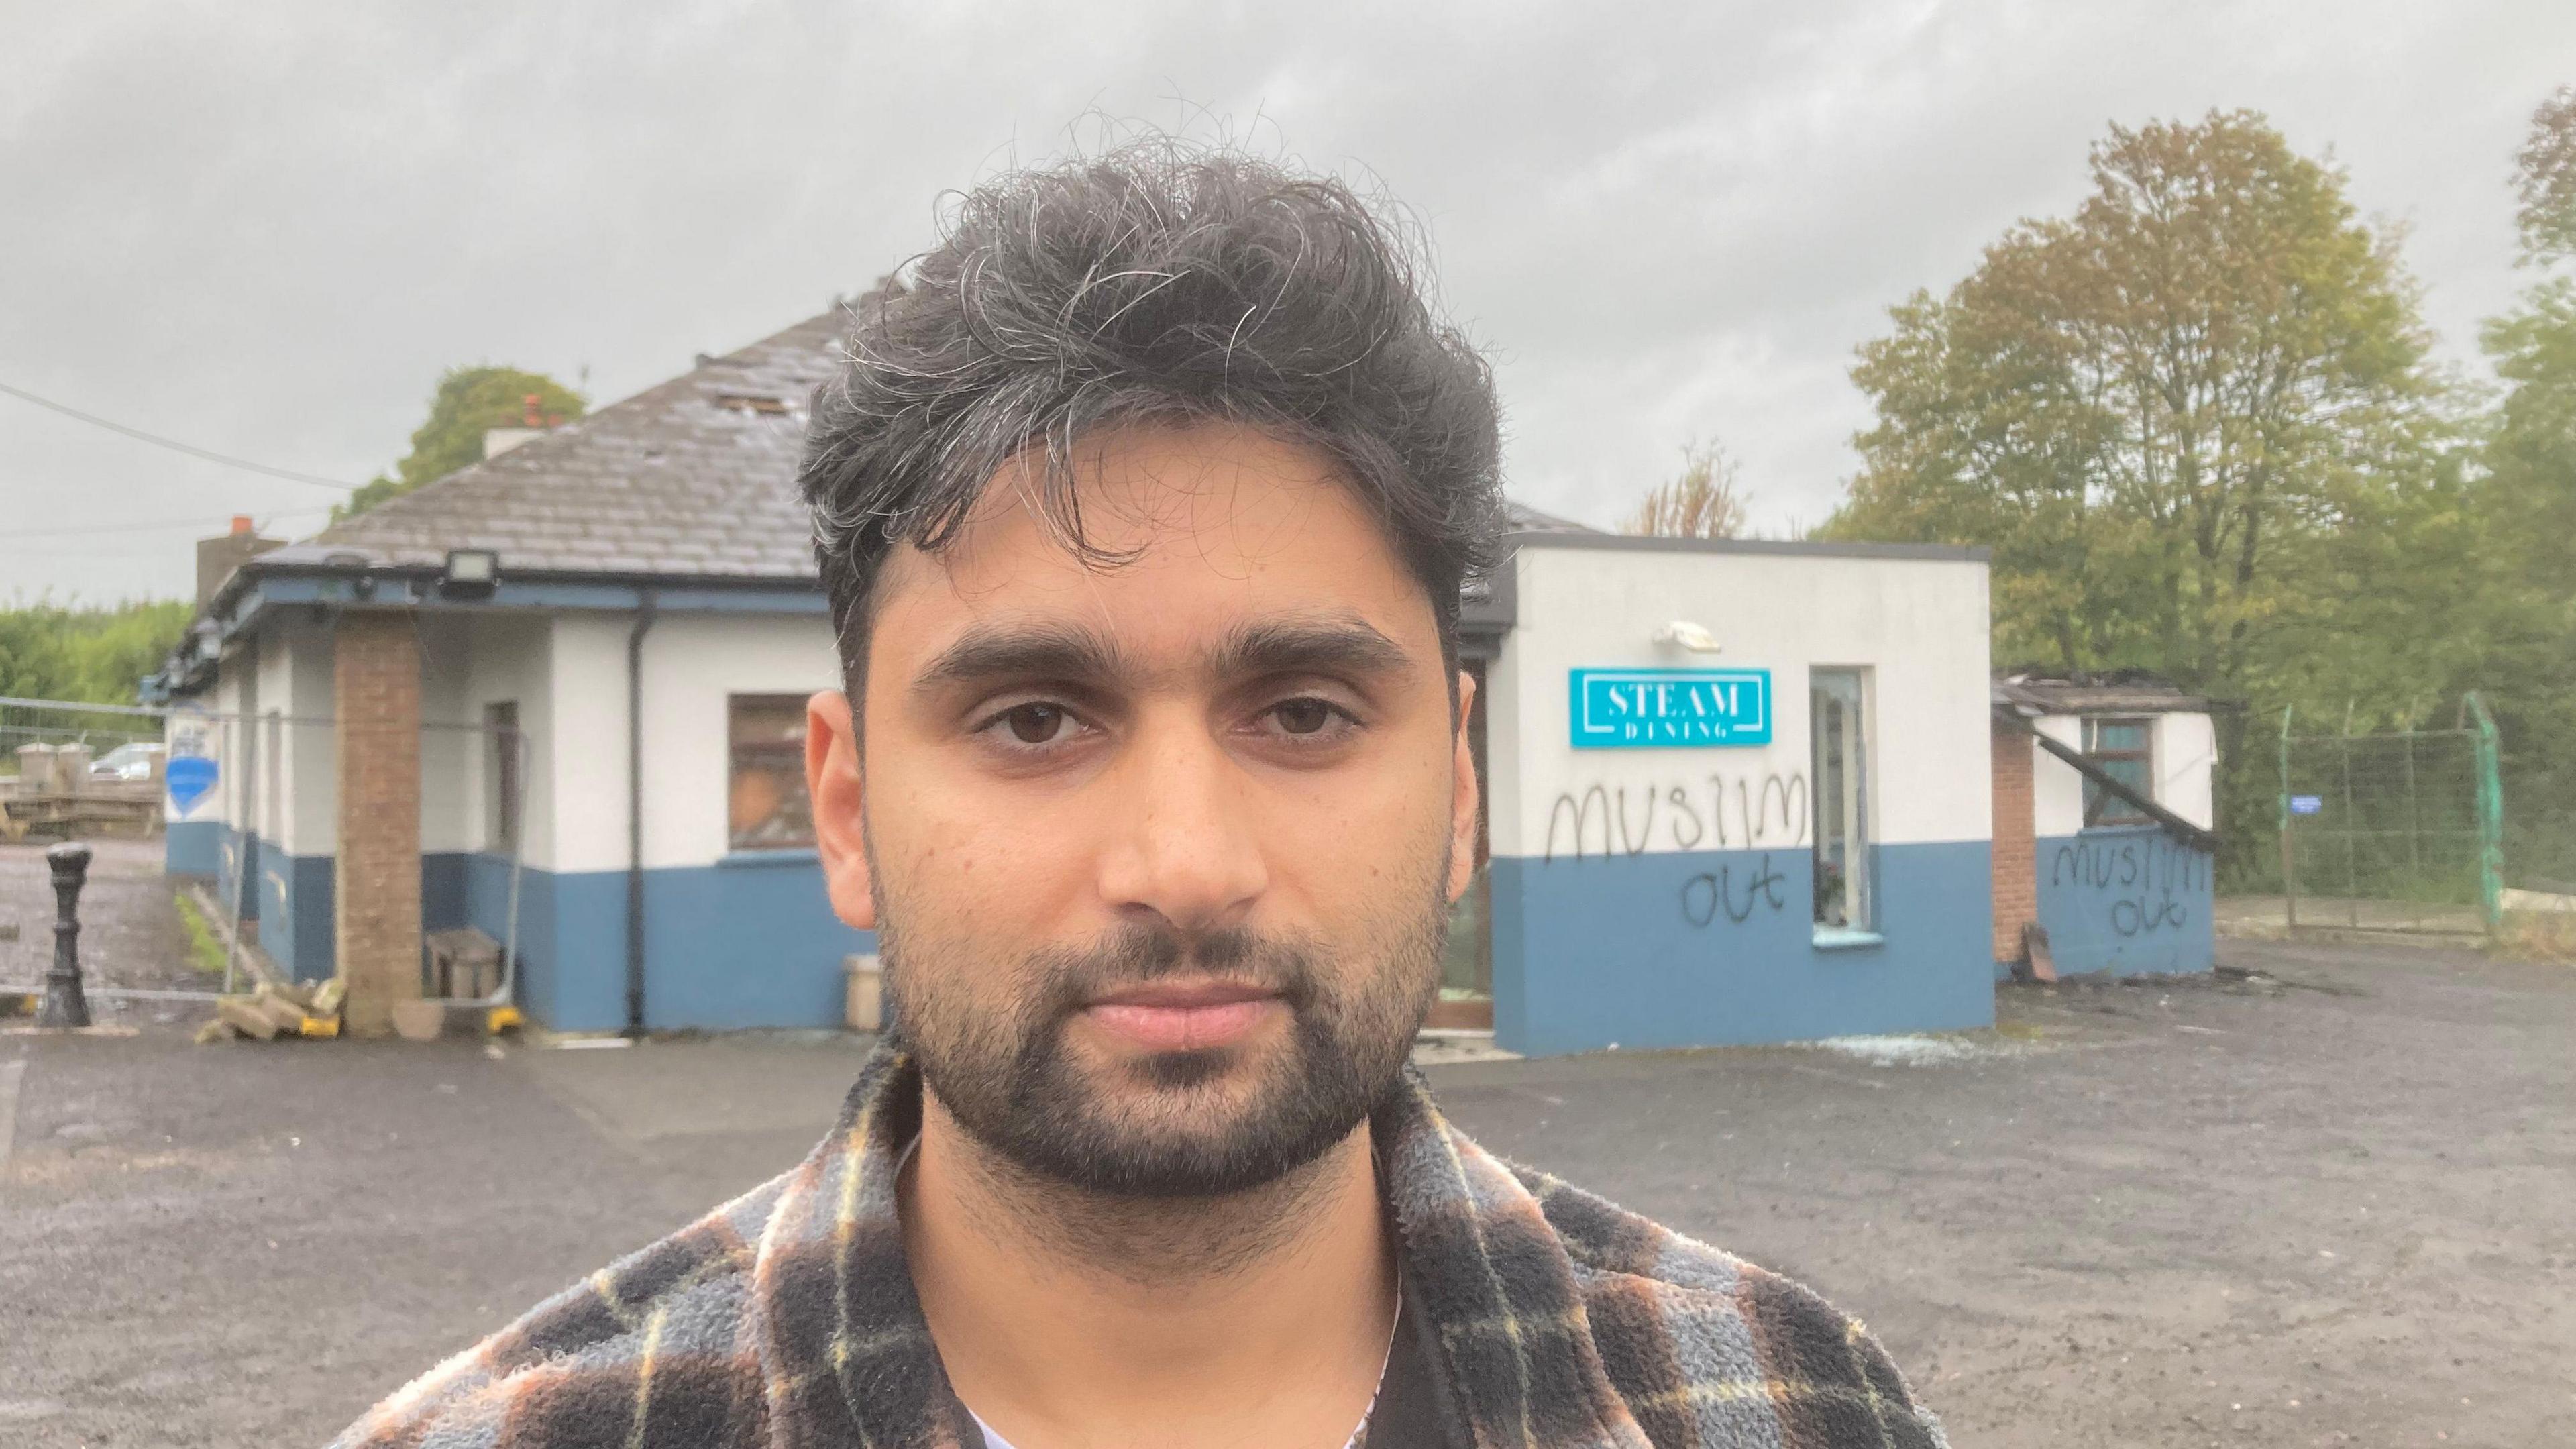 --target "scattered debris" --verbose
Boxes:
[1411,1032,1521,1067]
[1809,1034,1998,1067]
[199,979,345,1044]
[2021,922,2058,983]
